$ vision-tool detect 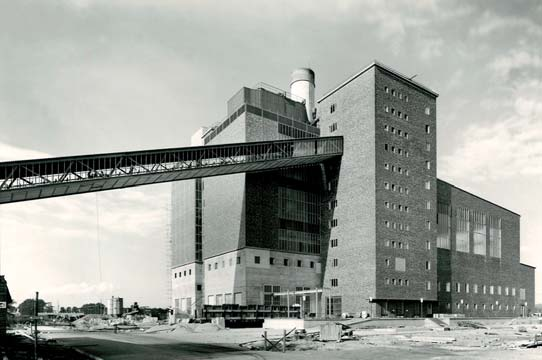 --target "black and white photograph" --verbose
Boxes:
[0,0,541,359]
